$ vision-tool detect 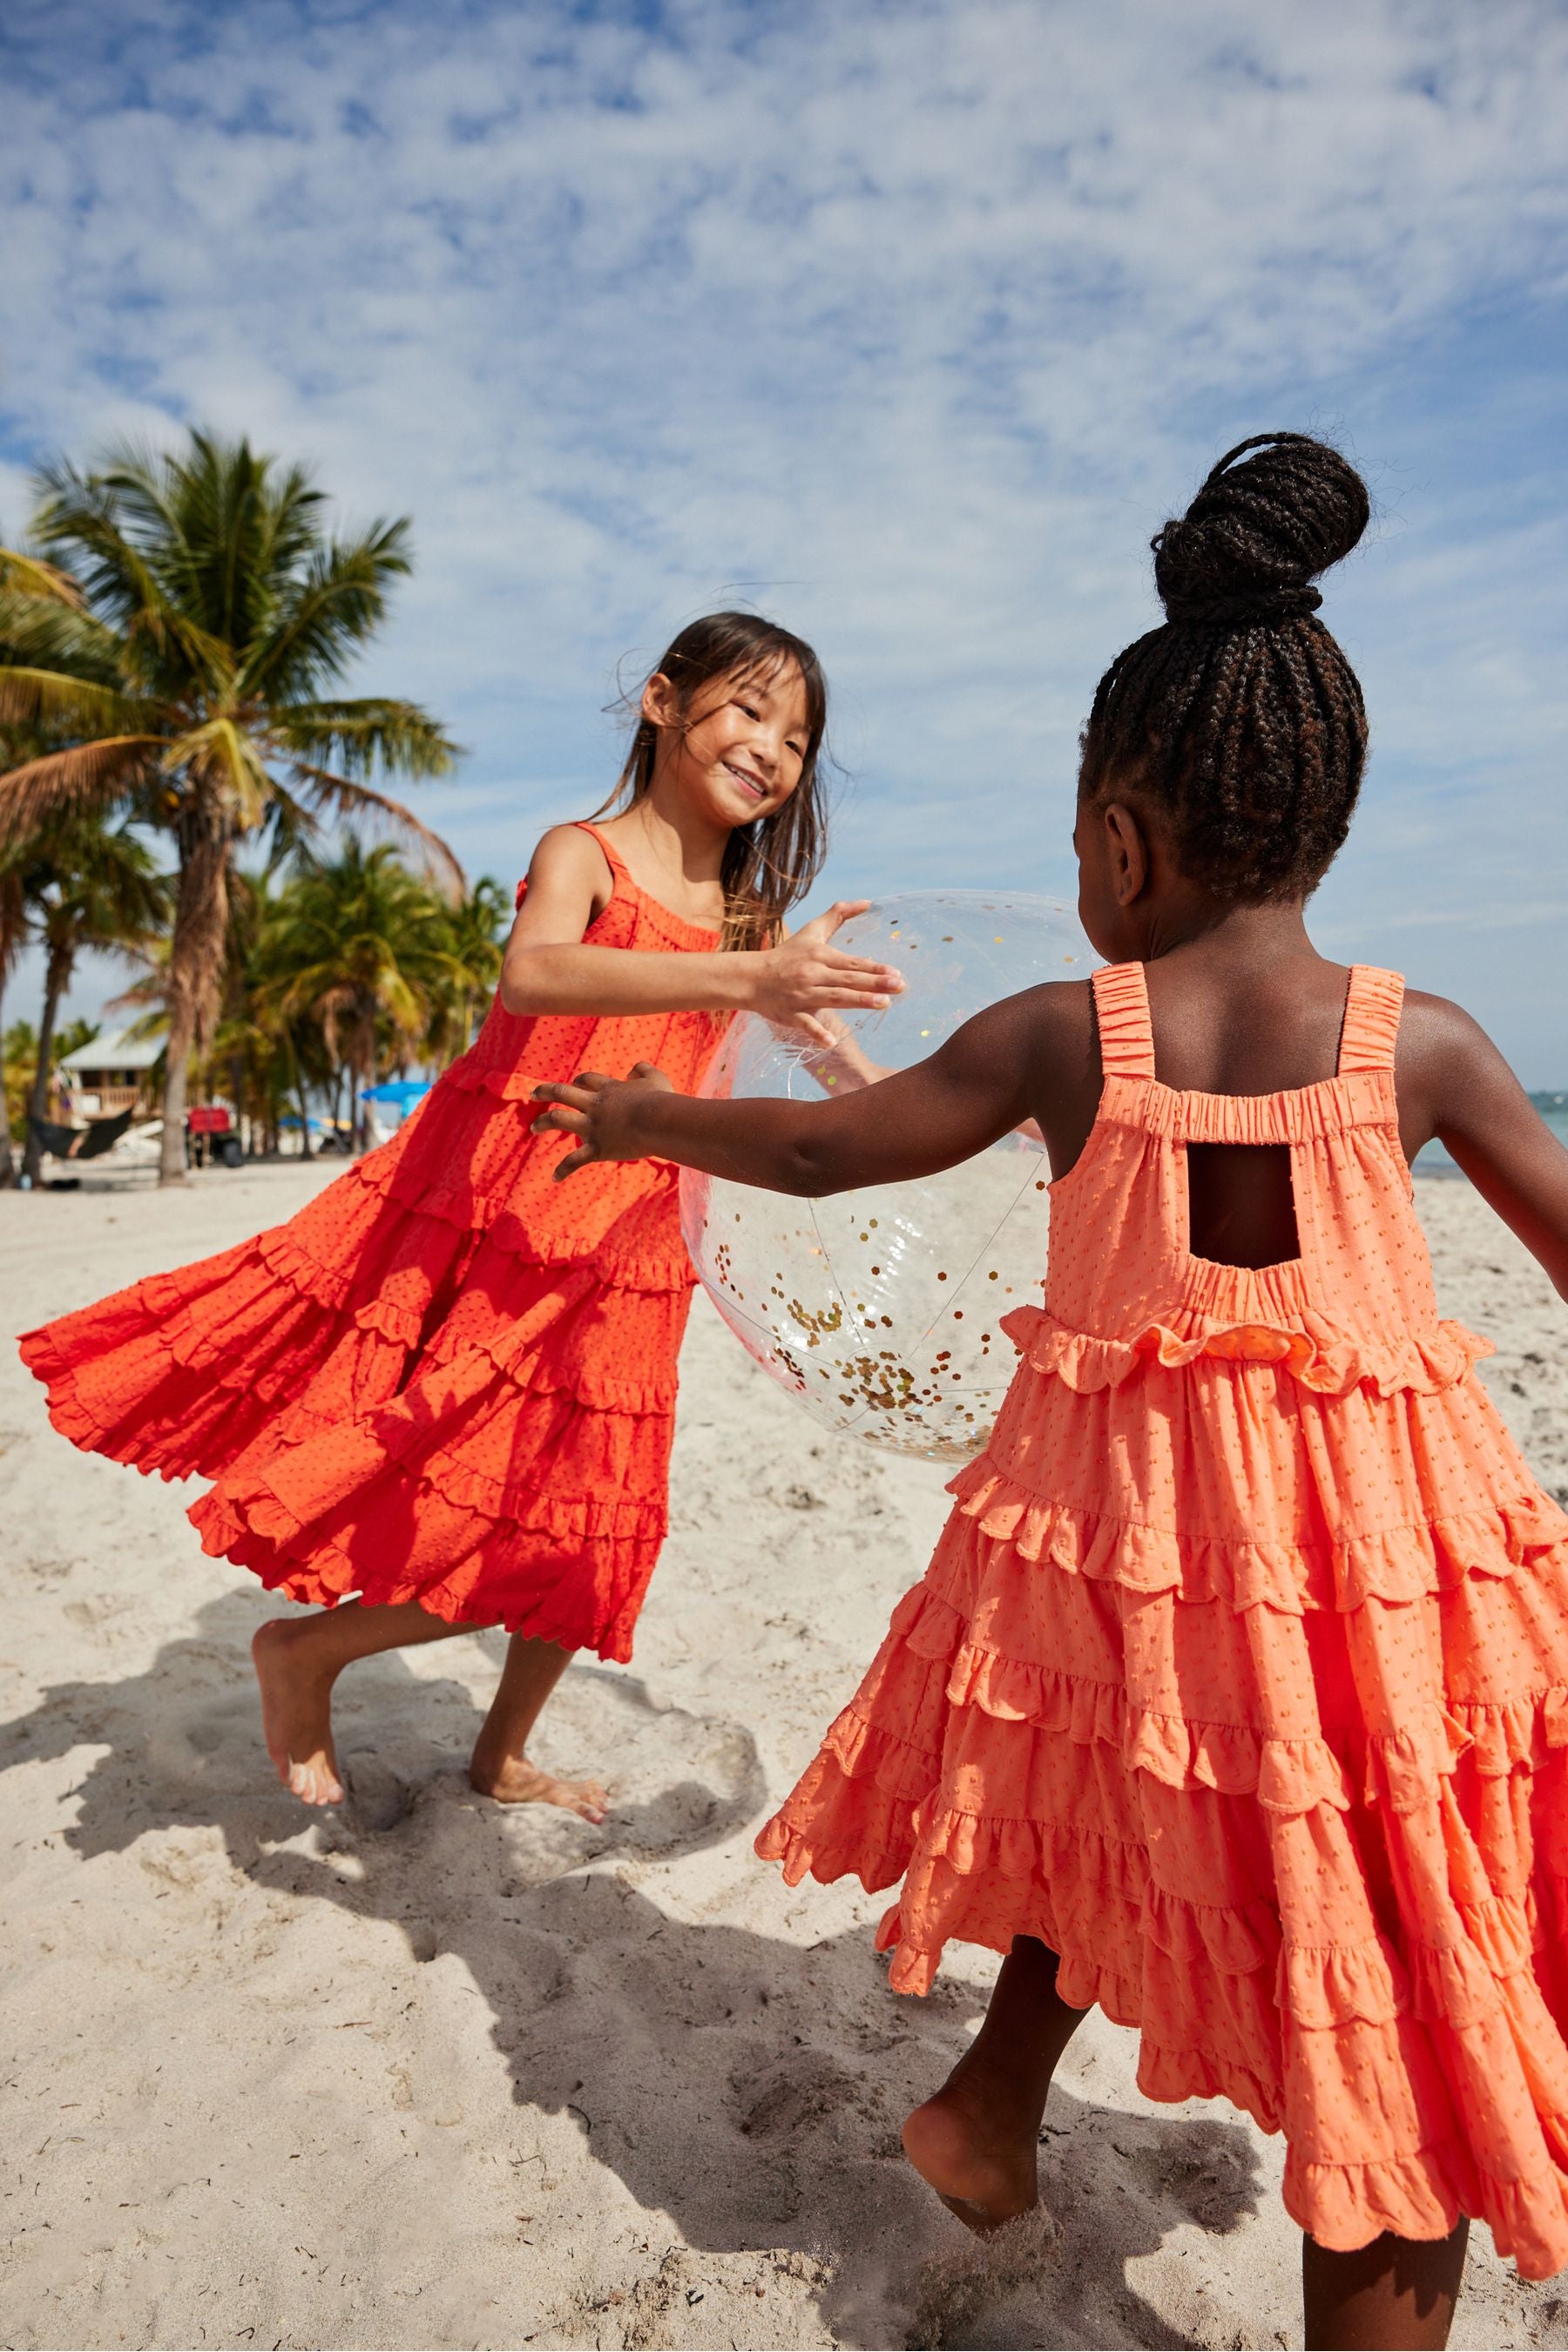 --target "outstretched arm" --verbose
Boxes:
[531,984,1071,1193]
[1398,990,1568,1301]
[499,825,902,1042]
